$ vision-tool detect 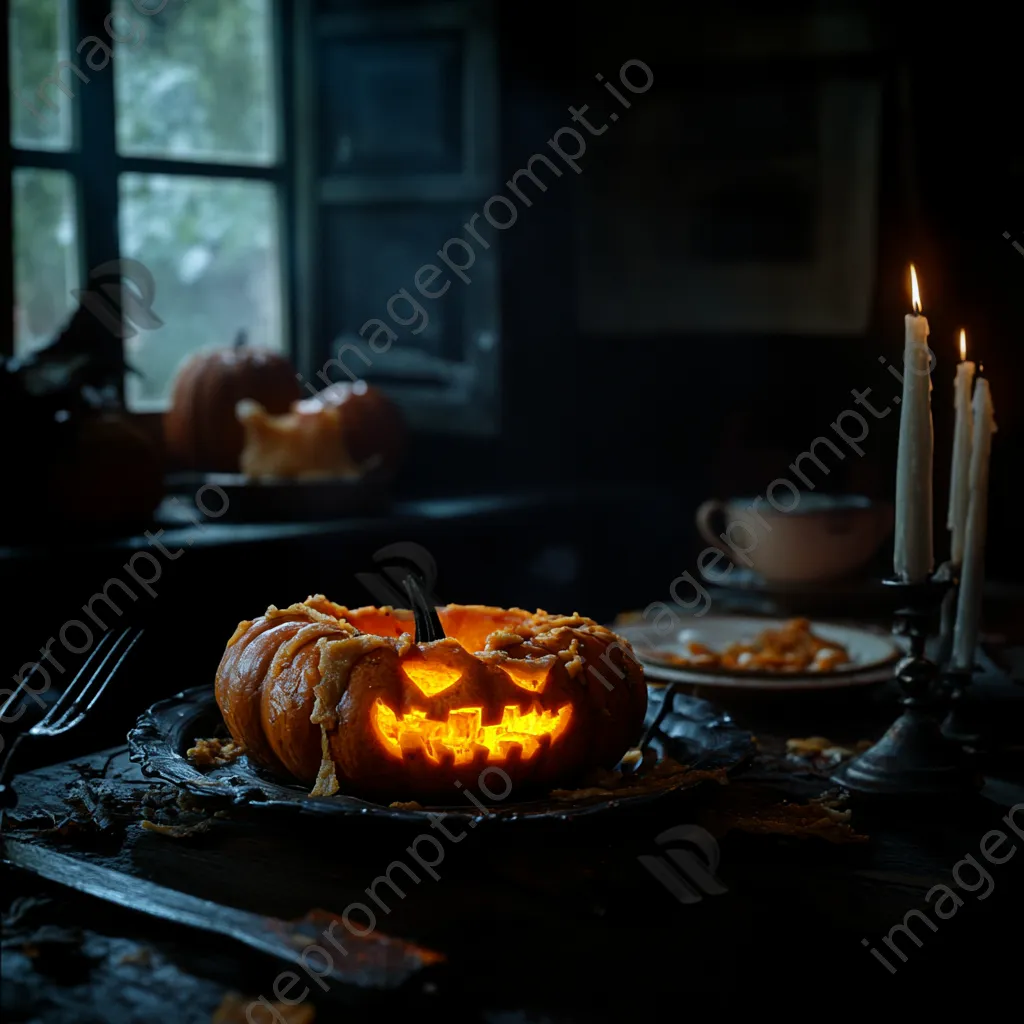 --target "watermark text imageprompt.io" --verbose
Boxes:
[640,343,935,634]
[0,487,228,754]
[862,803,1024,973]
[295,57,654,395]
[247,765,512,1022]
[13,0,191,124]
